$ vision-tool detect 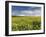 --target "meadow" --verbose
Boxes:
[12,16,41,31]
